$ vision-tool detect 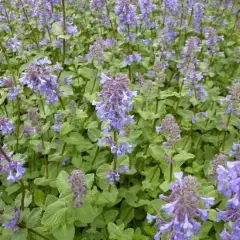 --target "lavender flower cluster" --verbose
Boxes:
[0,146,25,183]
[220,82,240,115]
[148,172,214,240]
[0,76,20,100]
[106,165,130,185]
[69,169,87,208]
[93,73,136,156]
[20,57,60,104]
[156,114,181,148]
[216,151,240,239]
[0,116,15,135]
[2,208,20,231]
